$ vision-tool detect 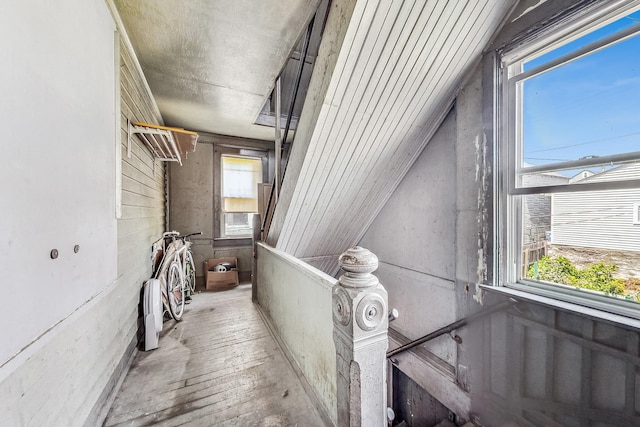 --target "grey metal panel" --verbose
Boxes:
[476,301,640,426]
